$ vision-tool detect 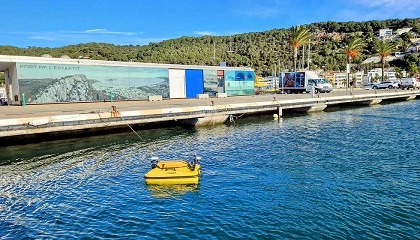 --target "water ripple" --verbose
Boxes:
[0,101,419,239]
